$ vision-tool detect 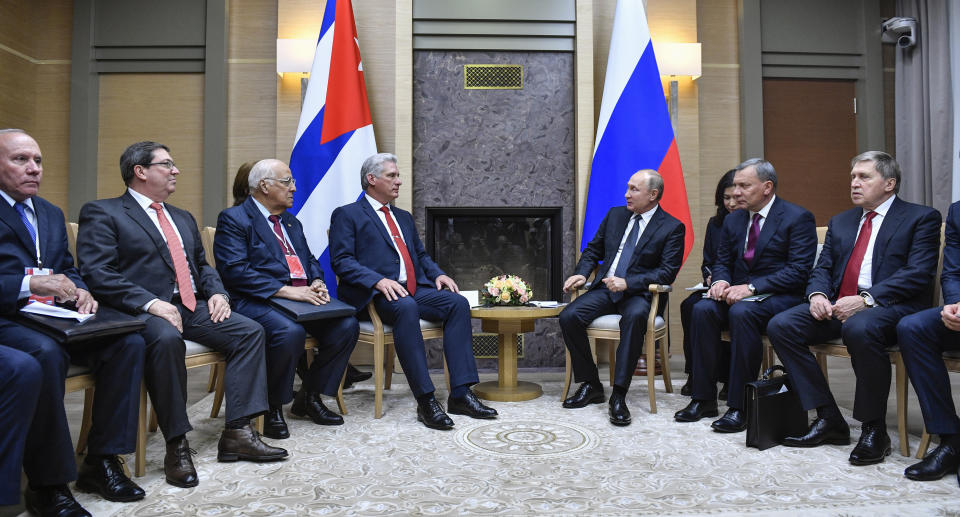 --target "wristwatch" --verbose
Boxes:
[748,284,757,295]
[860,291,875,307]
